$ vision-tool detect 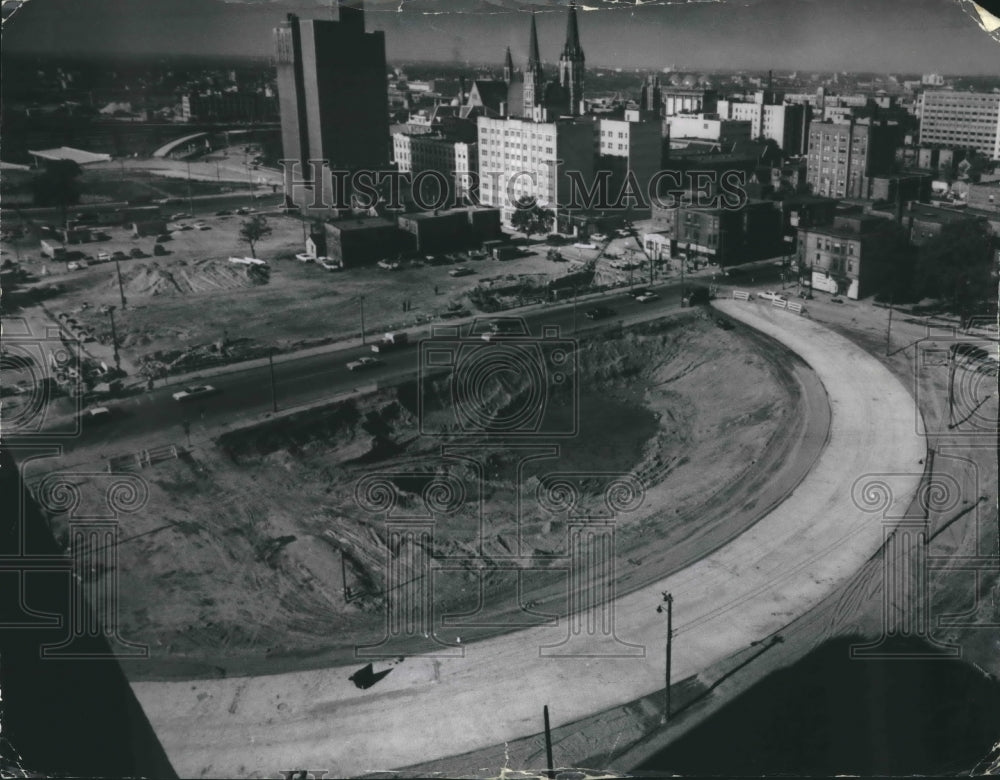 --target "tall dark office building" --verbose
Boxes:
[274,2,390,209]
